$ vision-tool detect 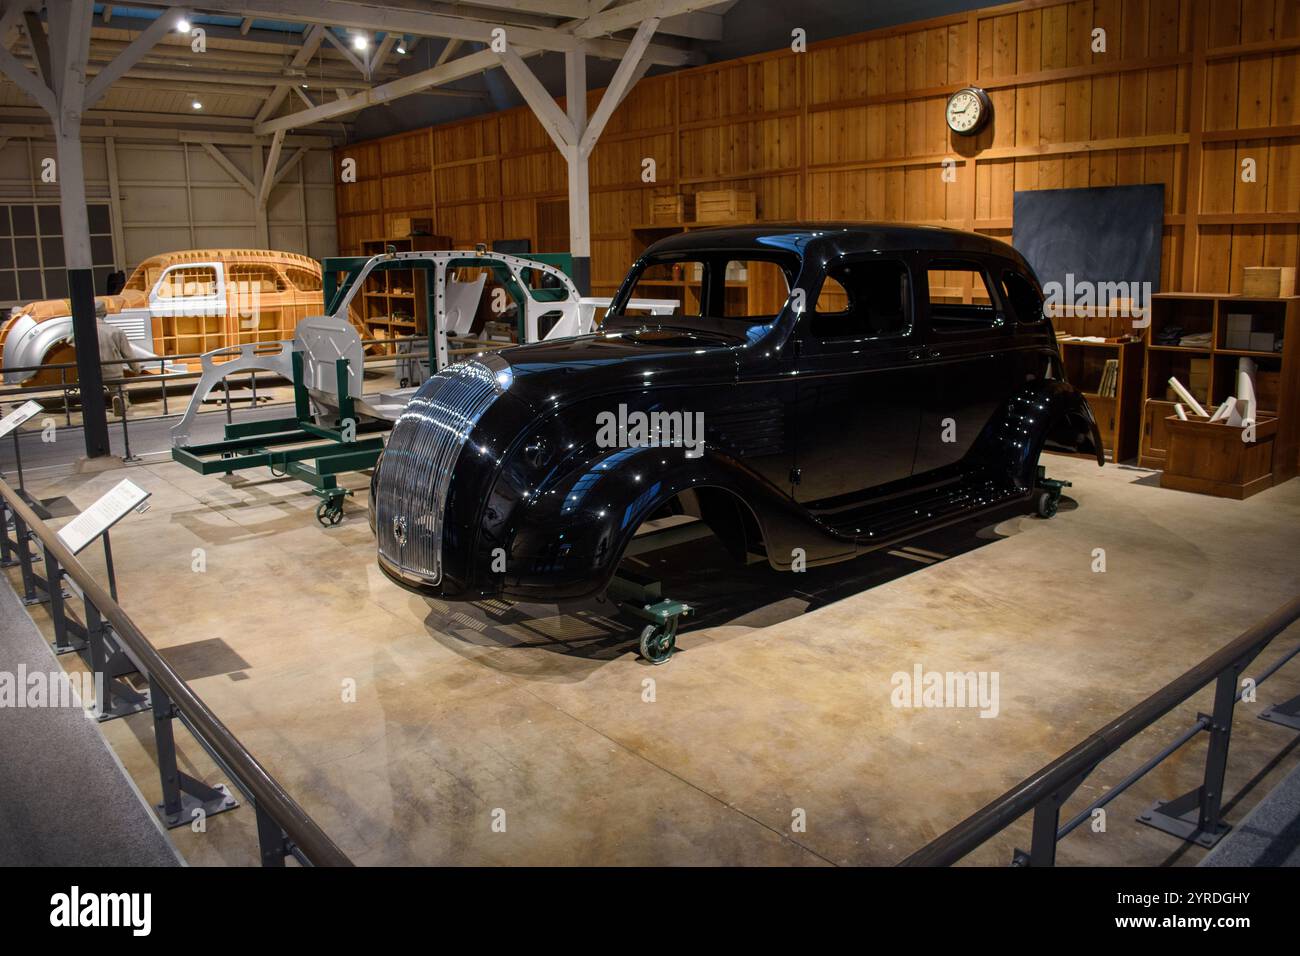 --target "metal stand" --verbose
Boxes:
[607,567,692,665]
[150,676,239,828]
[117,384,139,463]
[1259,693,1300,731]
[1138,668,1241,848]
[1012,769,1090,866]
[1034,465,1072,518]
